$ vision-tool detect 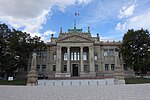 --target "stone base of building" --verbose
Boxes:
[80,72,96,77]
[114,79,125,85]
[55,73,71,77]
